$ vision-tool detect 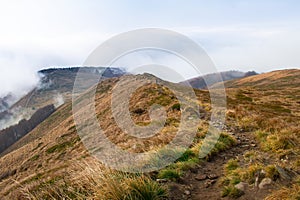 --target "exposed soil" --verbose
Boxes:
[167,128,279,200]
